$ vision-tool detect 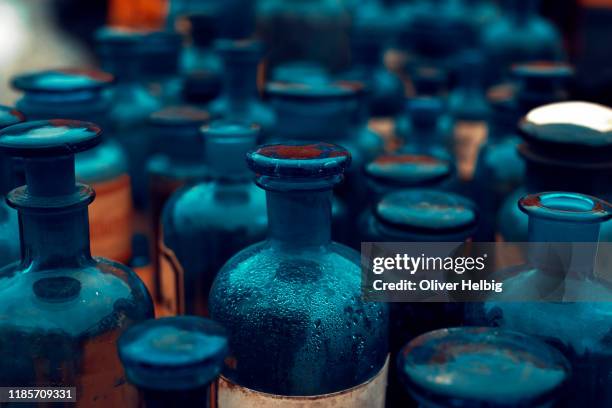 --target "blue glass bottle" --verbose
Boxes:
[478,191,612,407]
[11,68,134,264]
[477,62,573,241]
[96,27,163,211]
[180,12,222,106]
[209,39,274,134]
[146,106,210,312]
[497,101,609,244]
[0,106,25,268]
[340,2,404,117]
[209,142,389,406]
[482,0,564,84]
[395,97,453,162]
[159,122,266,316]
[398,327,569,407]
[449,50,490,183]
[267,81,384,218]
[0,120,153,406]
[118,316,228,408]
[140,31,183,106]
